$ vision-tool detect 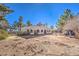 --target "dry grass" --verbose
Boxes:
[0,35,79,56]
